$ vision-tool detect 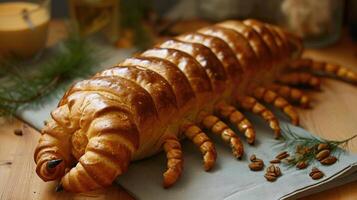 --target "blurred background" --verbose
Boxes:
[1,0,357,57]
